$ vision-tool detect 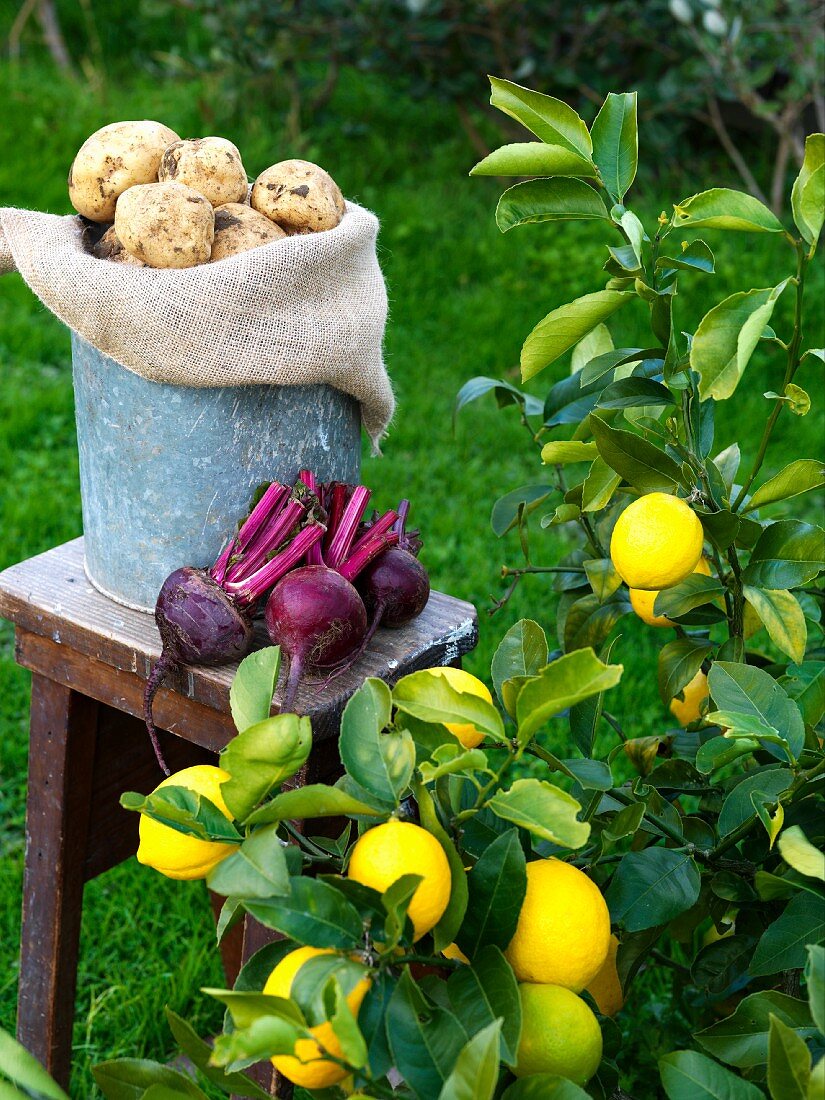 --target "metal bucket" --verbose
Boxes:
[71,334,361,612]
